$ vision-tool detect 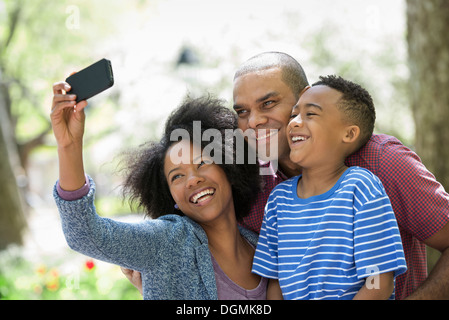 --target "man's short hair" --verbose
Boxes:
[234,52,309,100]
